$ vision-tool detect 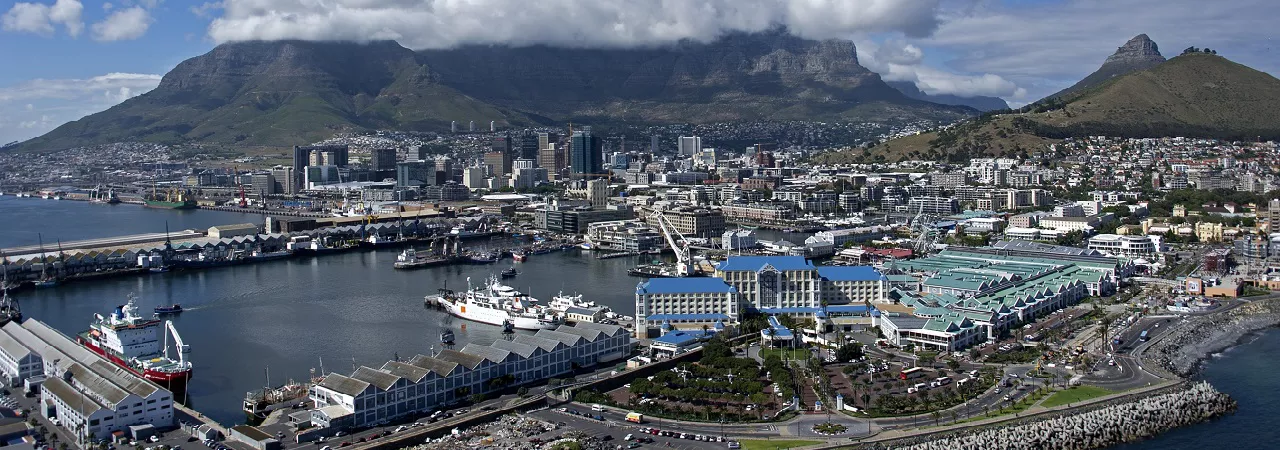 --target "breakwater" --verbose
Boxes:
[876,382,1235,450]
[1146,297,1280,377]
